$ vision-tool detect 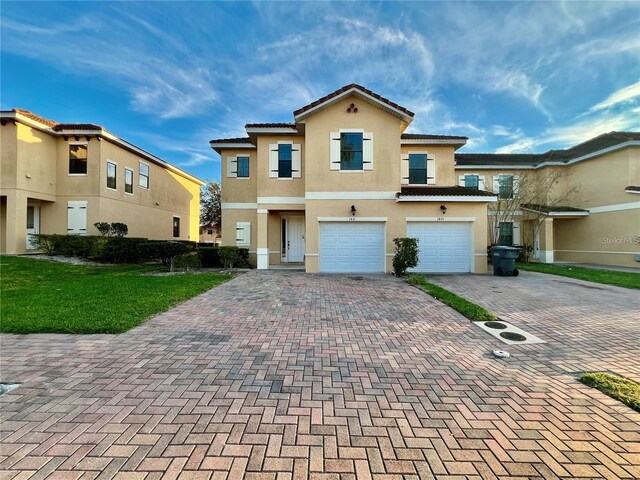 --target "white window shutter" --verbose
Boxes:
[363,132,373,170]
[493,176,500,194]
[513,175,520,196]
[67,201,87,235]
[269,145,278,178]
[479,176,486,191]
[236,222,251,246]
[226,156,237,178]
[330,132,340,170]
[427,156,436,184]
[401,154,410,185]
[513,221,521,245]
[292,144,301,178]
[458,175,466,187]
